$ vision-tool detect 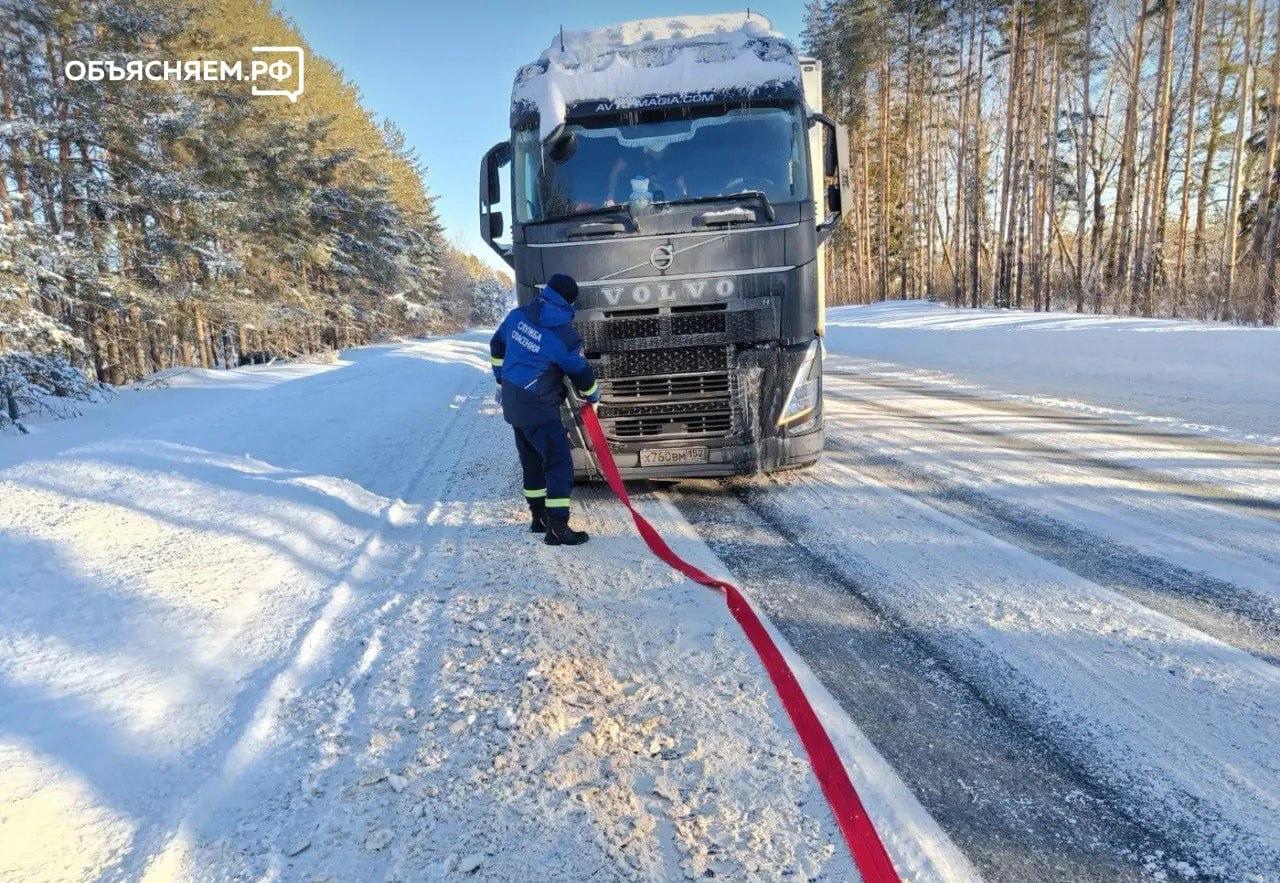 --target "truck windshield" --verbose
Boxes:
[513,105,809,224]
